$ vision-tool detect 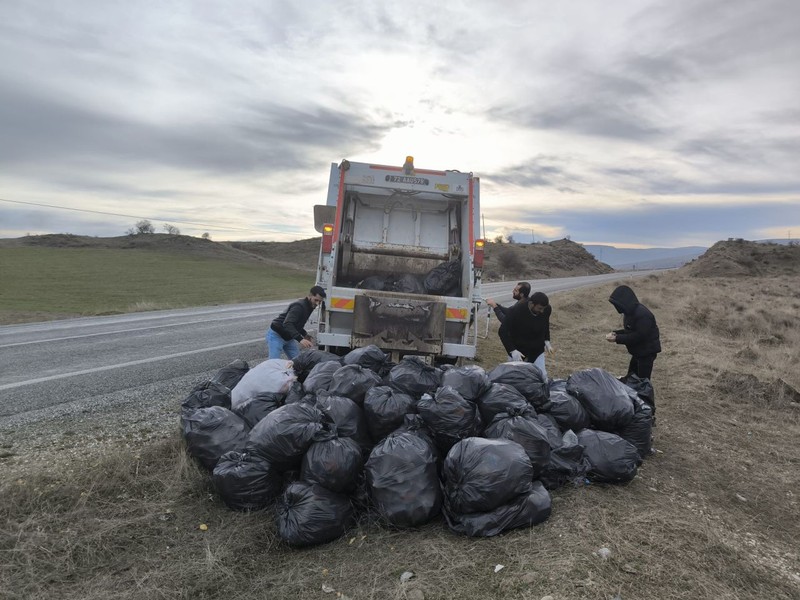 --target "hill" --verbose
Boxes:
[1,234,612,279]
[482,239,614,279]
[681,239,800,277]
[0,233,321,271]
[581,244,707,269]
